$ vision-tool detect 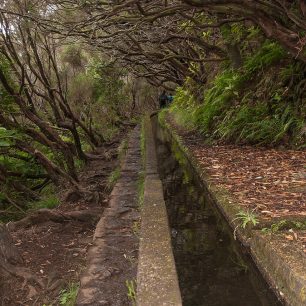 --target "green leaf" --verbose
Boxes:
[0,140,11,147]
